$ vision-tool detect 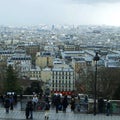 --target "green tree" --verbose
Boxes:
[113,84,120,99]
[4,65,22,94]
[24,81,43,95]
[0,61,6,93]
